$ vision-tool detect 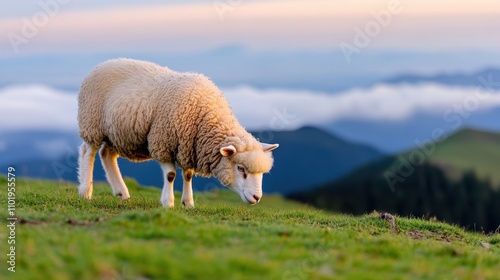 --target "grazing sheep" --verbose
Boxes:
[77,58,279,208]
